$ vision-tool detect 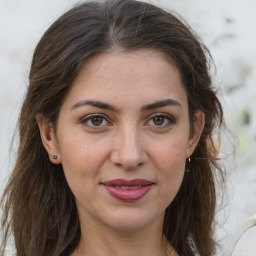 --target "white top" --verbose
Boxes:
[221,215,256,256]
